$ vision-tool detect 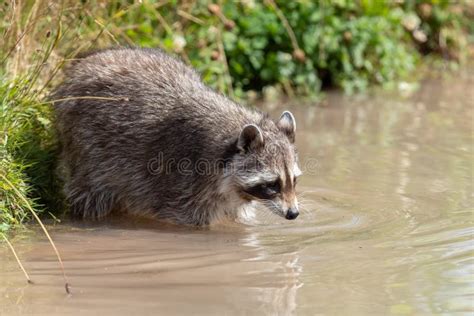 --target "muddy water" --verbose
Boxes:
[1,71,473,315]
